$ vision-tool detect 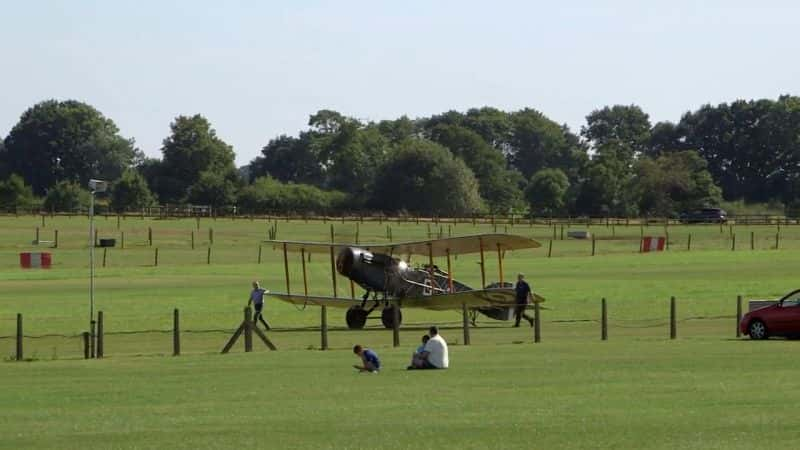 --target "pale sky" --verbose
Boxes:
[1,1,798,166]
